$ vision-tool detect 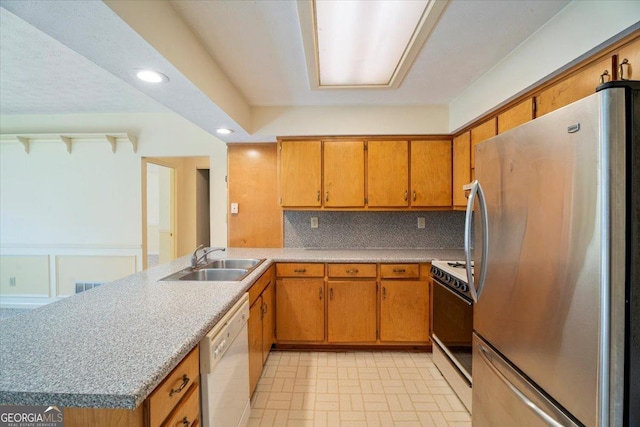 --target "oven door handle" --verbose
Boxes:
[463,180,489,303]
[434,279,472,305]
